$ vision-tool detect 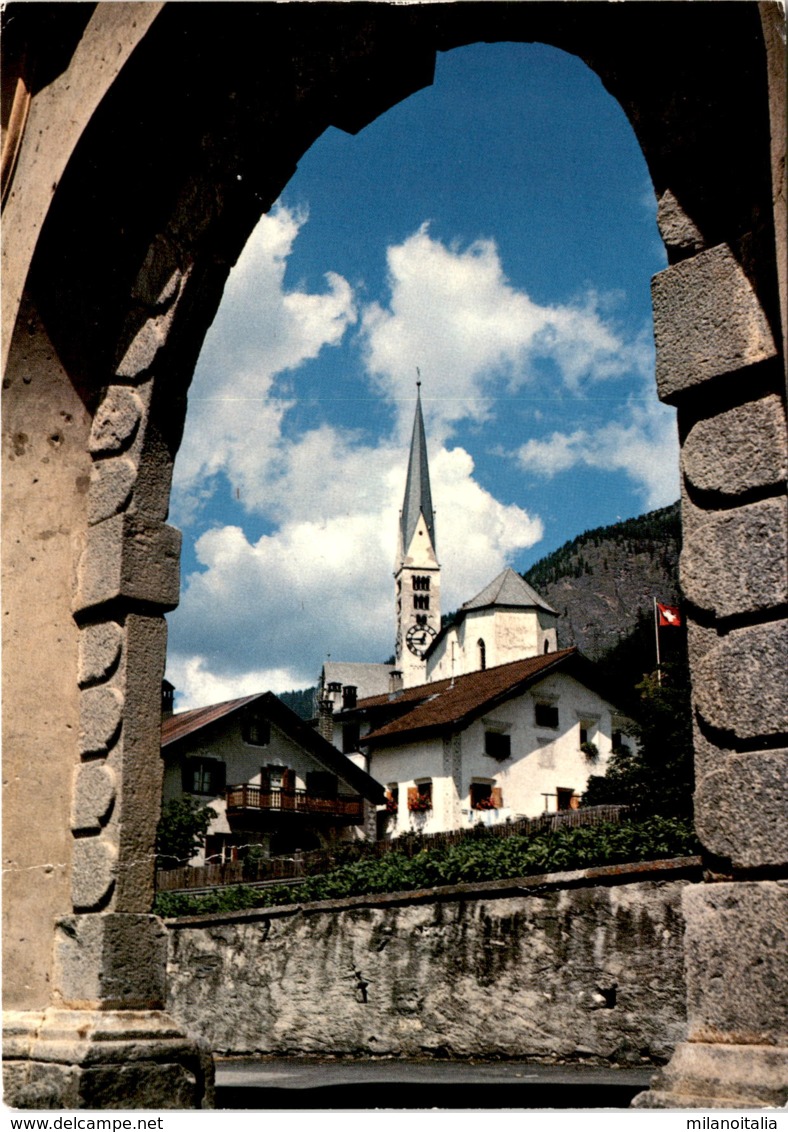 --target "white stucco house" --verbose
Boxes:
[333,646,633,838]
[160,689,384,864]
